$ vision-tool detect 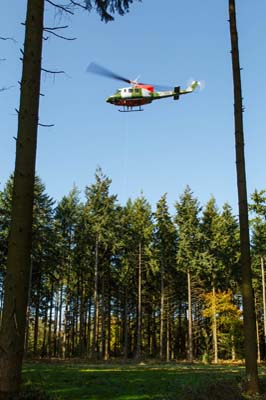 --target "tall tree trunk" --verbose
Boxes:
[166,298,170,361]
[187,270,193,362]
[212,286,218,364]
[53,290,59,357]
[48,286,54,358]
[79,278,85,357]
[160,260,165,361]
[123,287,128,360]
[93,236,99,358]
[229,0,259,393]
[101,273,106,360]
[41,305,48,357]
[0,1,44,394]
[256,314,261,363]
[231,334,236,361]
[33,274,41,355]
[87,297,92,357]
[261,256,266,356]
[136,241,142,360]
[24,257,33,356]
[58,285,63,358]
[105,274,111,361]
